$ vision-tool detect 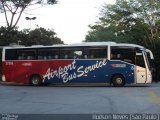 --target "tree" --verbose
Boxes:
[85,0,160,49]
[0,0,57,31]
[0,27,63,46]
[0,26,23,45]
[22,27,63,46]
